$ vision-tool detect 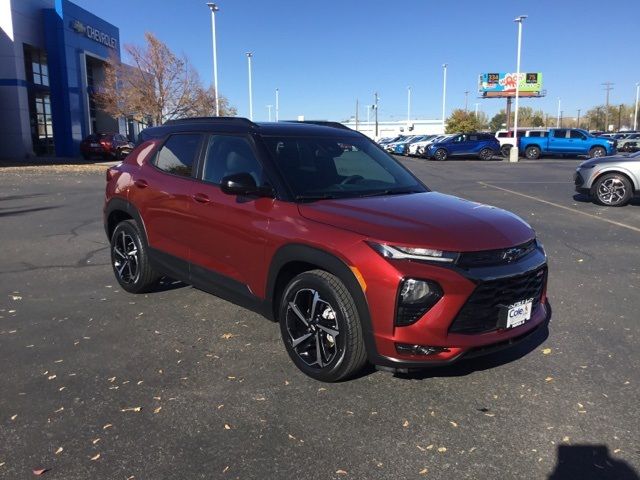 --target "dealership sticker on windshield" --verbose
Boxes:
[505,298,533,328]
